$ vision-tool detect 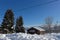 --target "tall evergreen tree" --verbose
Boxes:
[15,16,25,33]
[1,9,14,33]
